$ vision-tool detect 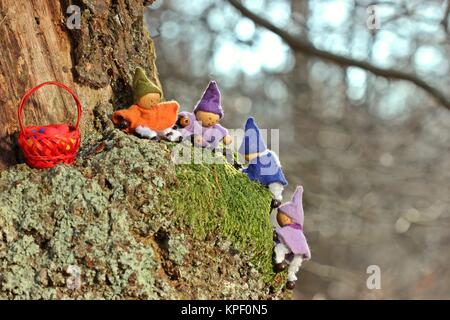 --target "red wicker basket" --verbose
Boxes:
[18,82,82,169]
